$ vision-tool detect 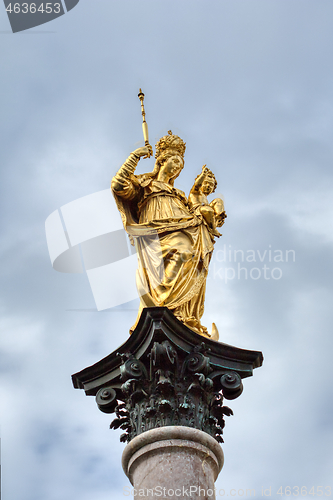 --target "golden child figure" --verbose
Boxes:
[188,165,227,238]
